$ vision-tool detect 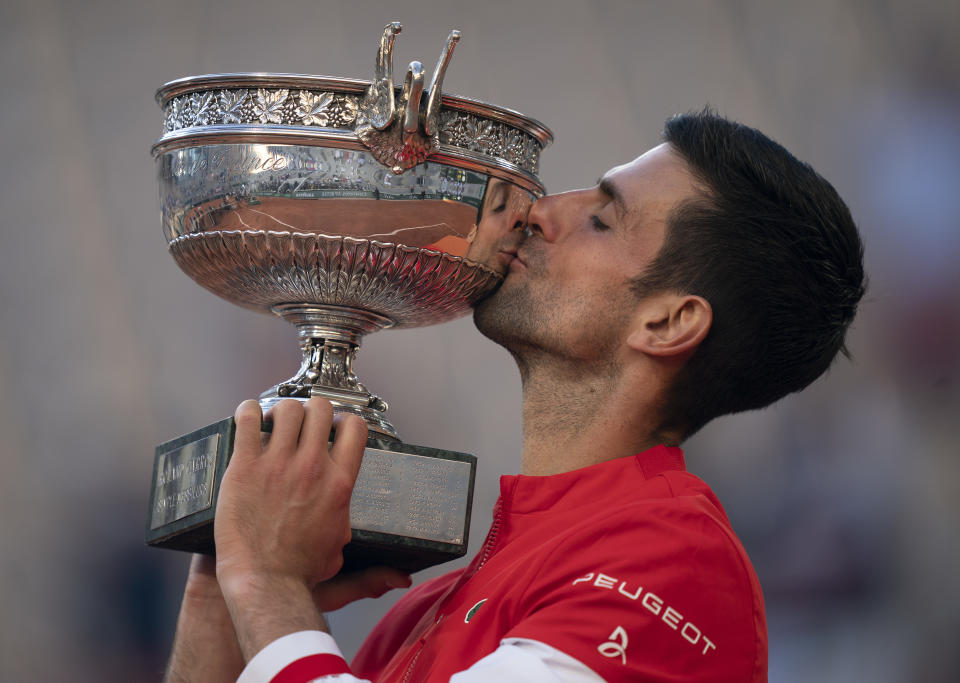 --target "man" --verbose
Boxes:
[164,110,865,682]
